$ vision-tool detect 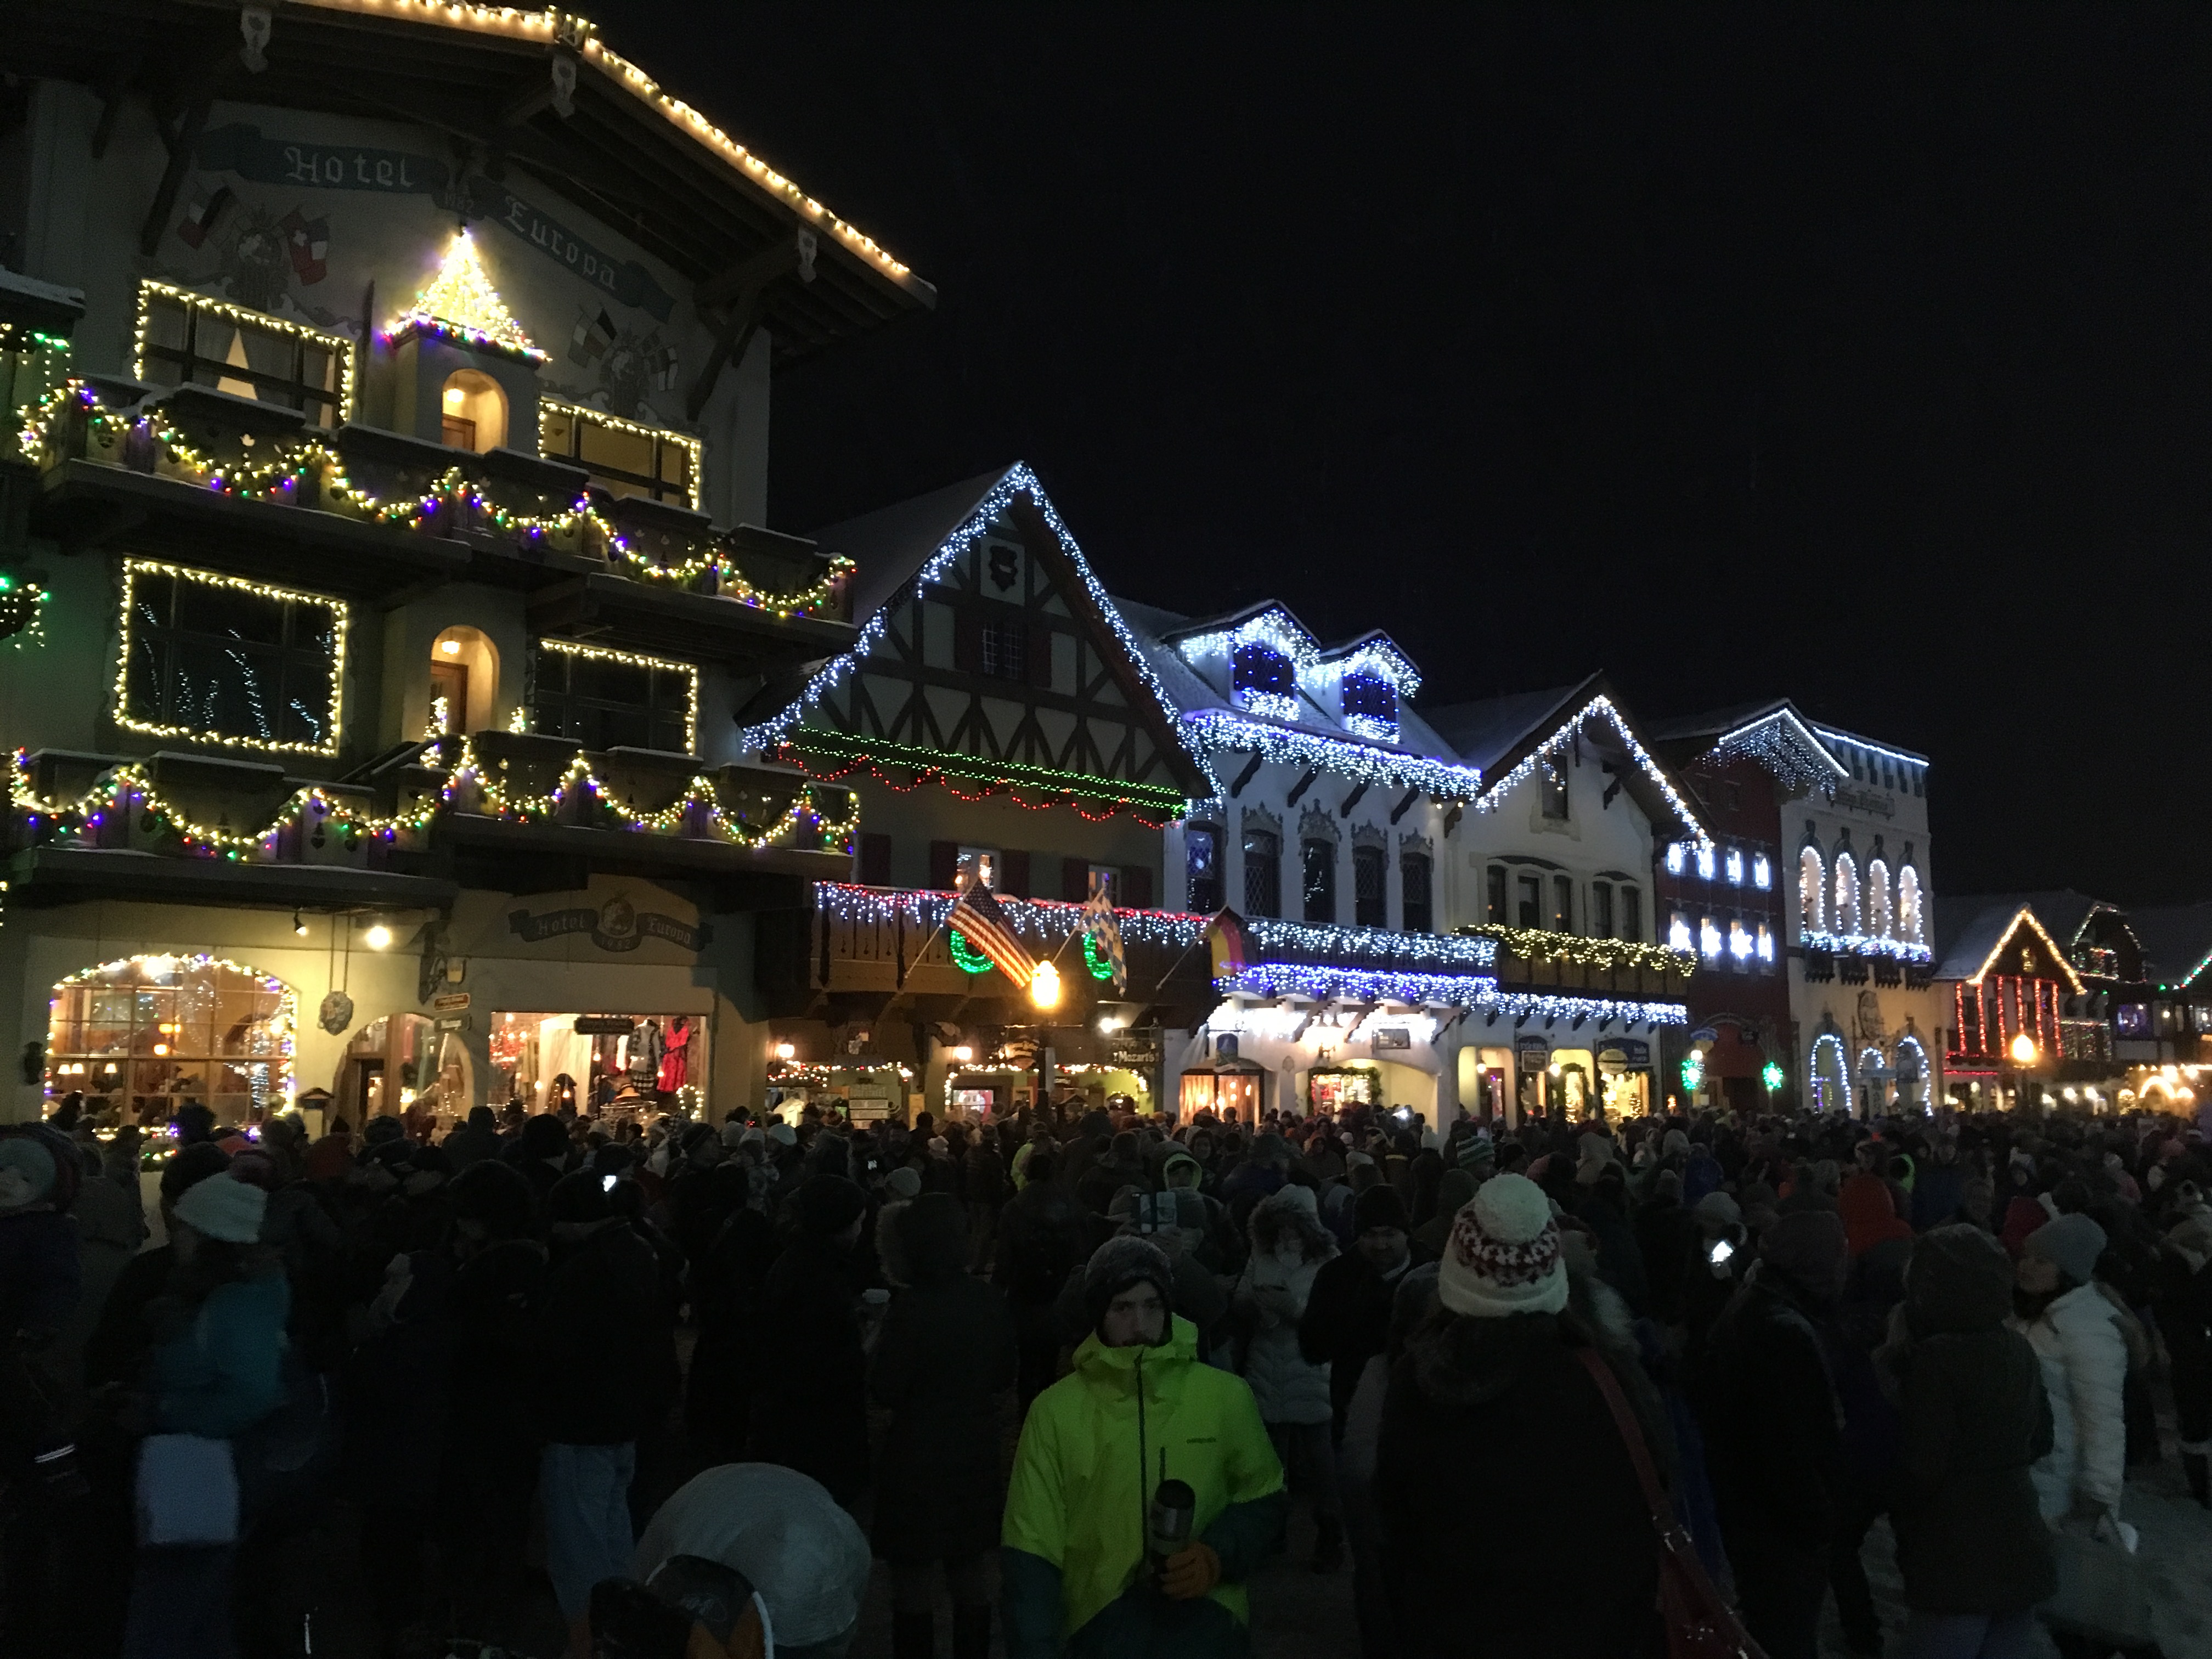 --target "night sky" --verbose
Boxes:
[594,4,2212,903]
